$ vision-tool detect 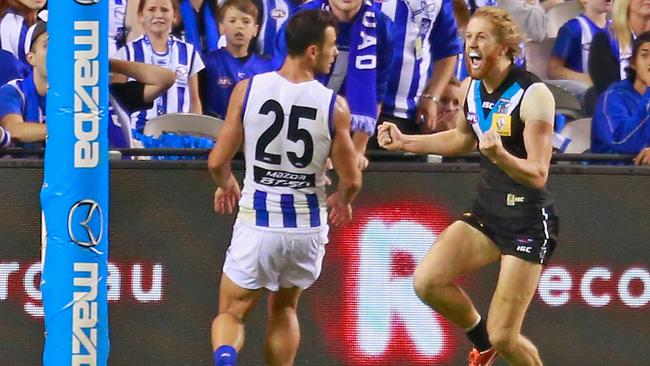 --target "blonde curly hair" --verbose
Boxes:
[472,6,526,61]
